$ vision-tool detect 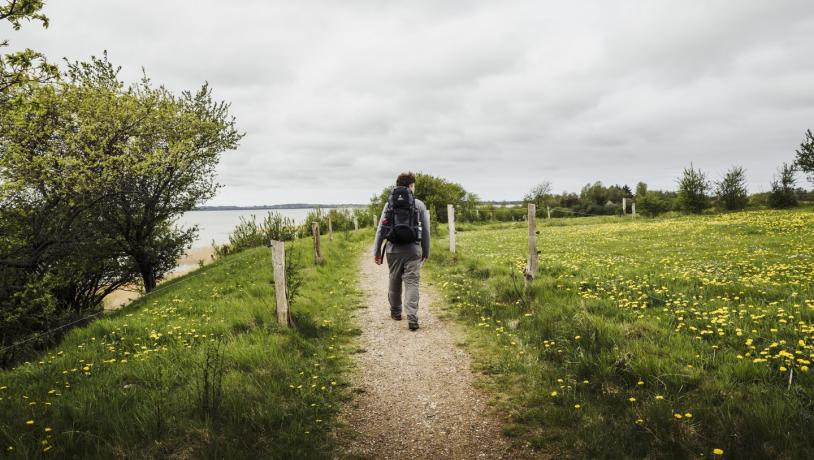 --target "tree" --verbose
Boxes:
[677,165,710,214]
[795,129,814,185]
[1,0,54,95]
[715,166,748,211]
[523,182,553,210]
[635,182,648,198]
[768,163,798,209]
[371,173,479,224]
